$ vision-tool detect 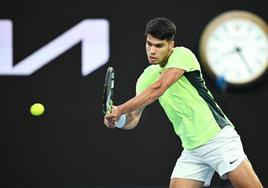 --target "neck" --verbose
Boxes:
[159,50,173,67]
